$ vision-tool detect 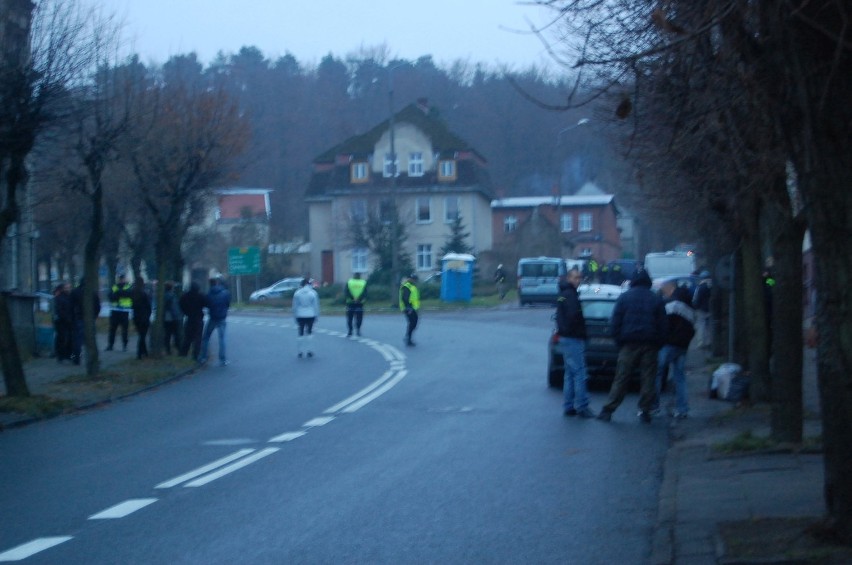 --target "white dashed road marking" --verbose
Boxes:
[88,499,157,520]
[268,431,307,443]
[155,449,255,489]
[183,447,279,487]
[0,537,73,562]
